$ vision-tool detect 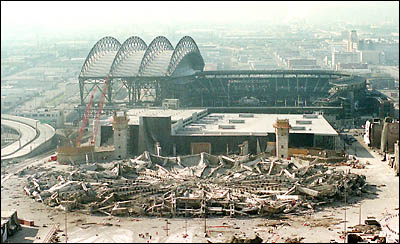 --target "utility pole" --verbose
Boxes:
[343,188,347,243]
[65,209,68,244]
[185,201,188,237]
[202,189,207,236]
[164,219,169,237]
[204,209,207,236]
